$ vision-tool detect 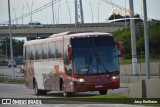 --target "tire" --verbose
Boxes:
[62,81,71,97]
[99,90,108,95]
[41,90,47,95]
[34,80,42,95]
